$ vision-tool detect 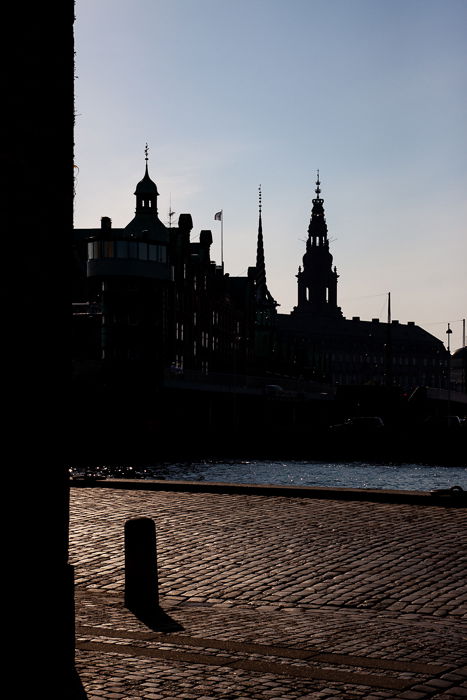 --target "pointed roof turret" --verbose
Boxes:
[125,144,168,242]
[135,143,159,197]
